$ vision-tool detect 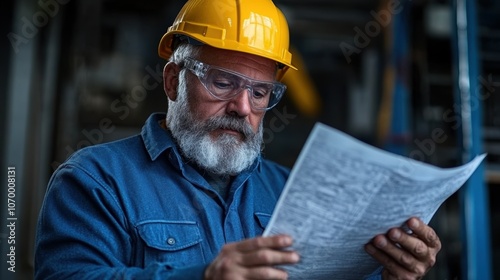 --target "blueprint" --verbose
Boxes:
[263,123,486,279]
